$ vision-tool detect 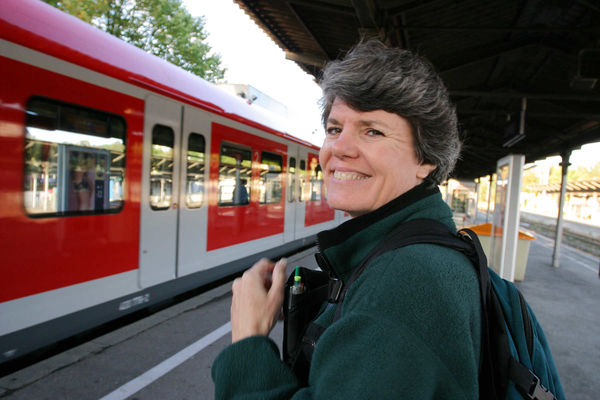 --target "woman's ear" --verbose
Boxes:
[417,163,437,180]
